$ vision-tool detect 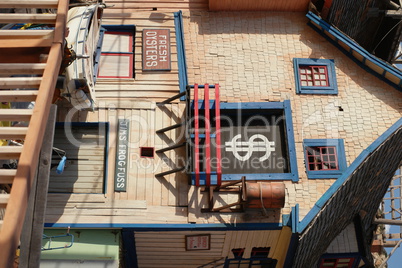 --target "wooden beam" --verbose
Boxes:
[0,170,16,184]
[0,146,23,159]
[19,105,56,268]
[0,0,58,9]
[0,30,54,39]
[0,77,41,89]
[0,109,32,121]
[0,63,45,75]
[0,14,57,24]
[0,90,38,102]
[0,39,53,48]
[0,127,28,140]
[0,0,68,264]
